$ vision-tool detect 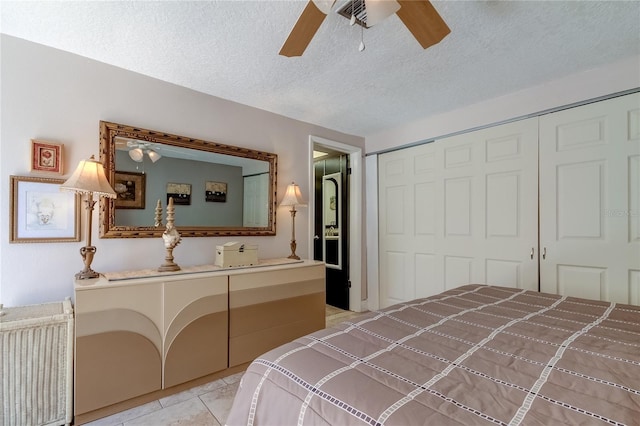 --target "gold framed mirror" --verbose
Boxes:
[99,121,277,238]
